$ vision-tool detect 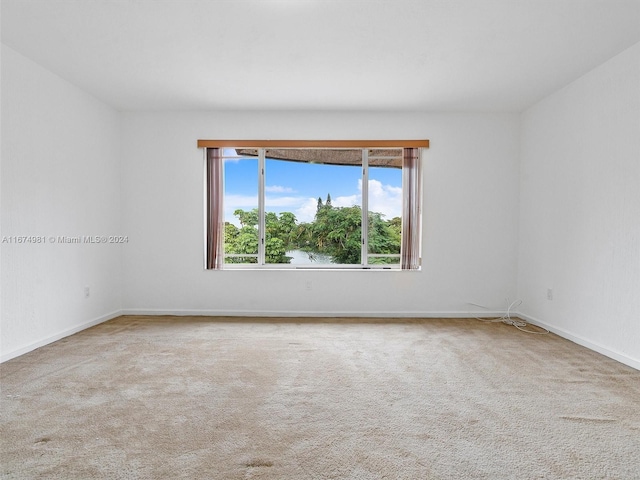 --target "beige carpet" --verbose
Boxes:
[1,316,639,479]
